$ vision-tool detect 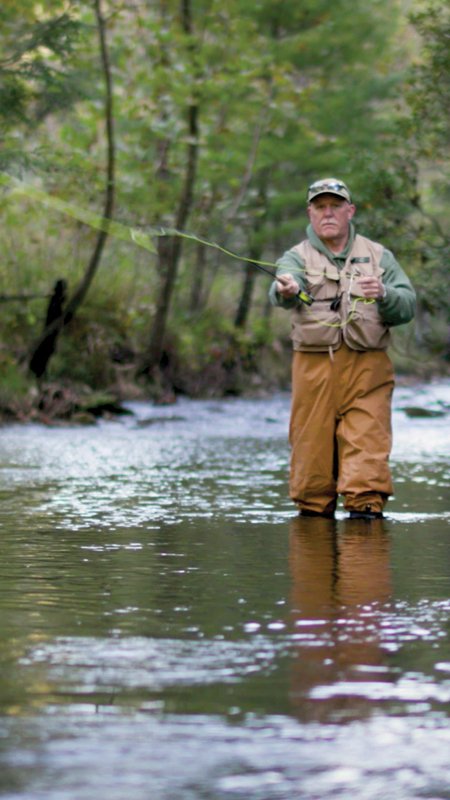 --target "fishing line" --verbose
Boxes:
[0,171,280,269]
[0,171,373,327]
